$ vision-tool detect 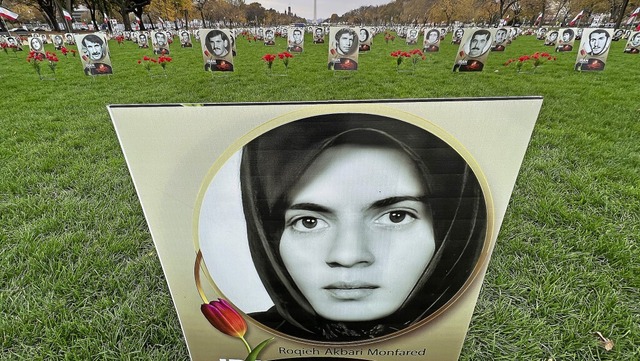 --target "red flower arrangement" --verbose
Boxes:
[60,46,69,57]
[391,49,426,71]
[384,32,396,44]
[115,35,125,45]
[27,50,58,79]
[390,50,411,67]
[261,53,276,69]
[158,54,172,70]
[277,51,293,69]
[26,50,45,76]
[45,51,59,74]
[2,41,19,55]
[504,52,556,72]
